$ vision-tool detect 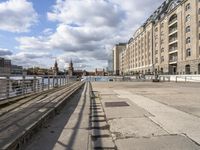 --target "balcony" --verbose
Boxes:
[169,37,178,44]
[168,18,177,27]
[169,47,178,53]
[169,28,178,35]
[169,56,177,64]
